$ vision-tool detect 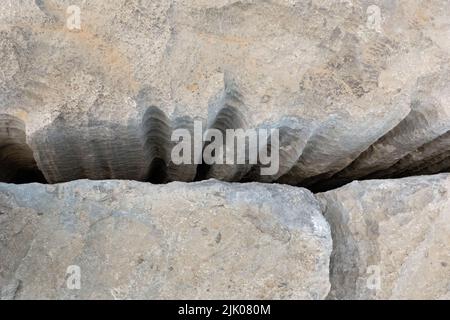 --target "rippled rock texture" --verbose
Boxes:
[1,1,450,185]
